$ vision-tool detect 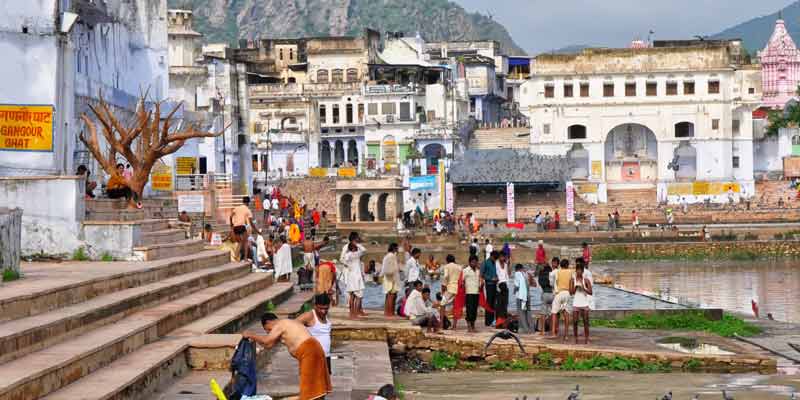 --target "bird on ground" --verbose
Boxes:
[483,329,526,356]
[767,313,775,320]
[722,390,734,400]
[659,391,672,400]
[692,395,699,400]
[790,391,796,400]
[567,385,580,400]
